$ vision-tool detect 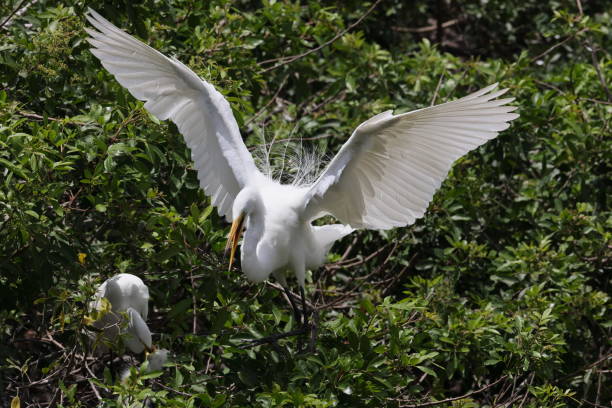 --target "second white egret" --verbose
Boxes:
[91,273,152,354]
